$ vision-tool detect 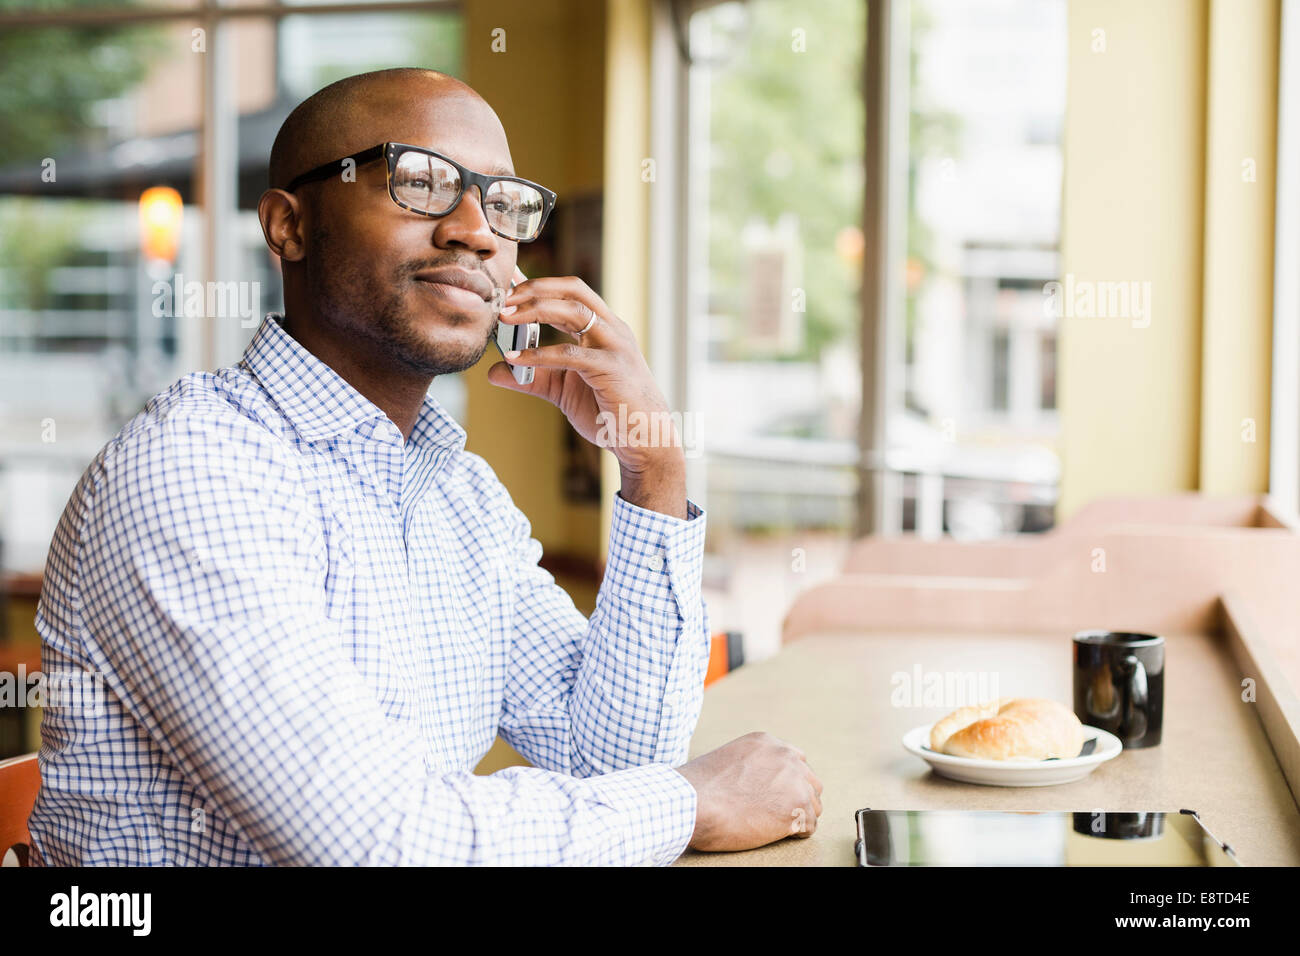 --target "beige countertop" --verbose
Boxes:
[674,627,1300,866]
